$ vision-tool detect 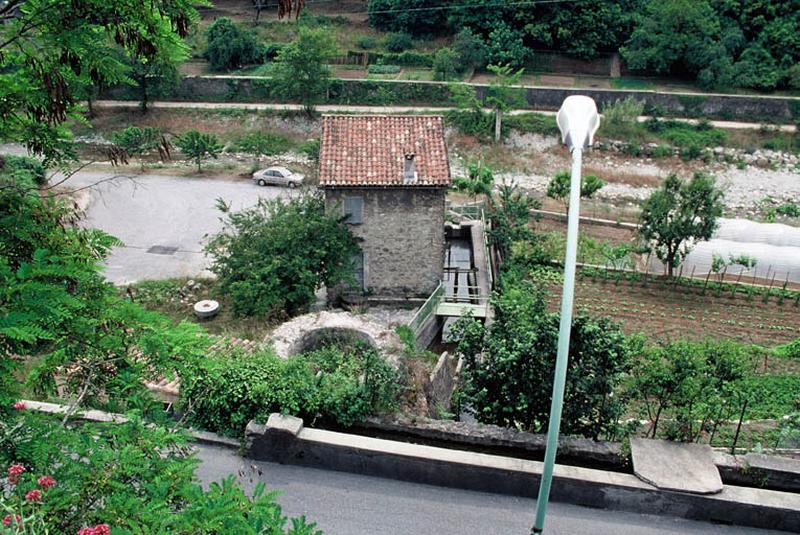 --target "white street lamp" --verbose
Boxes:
[532,95,600,534]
